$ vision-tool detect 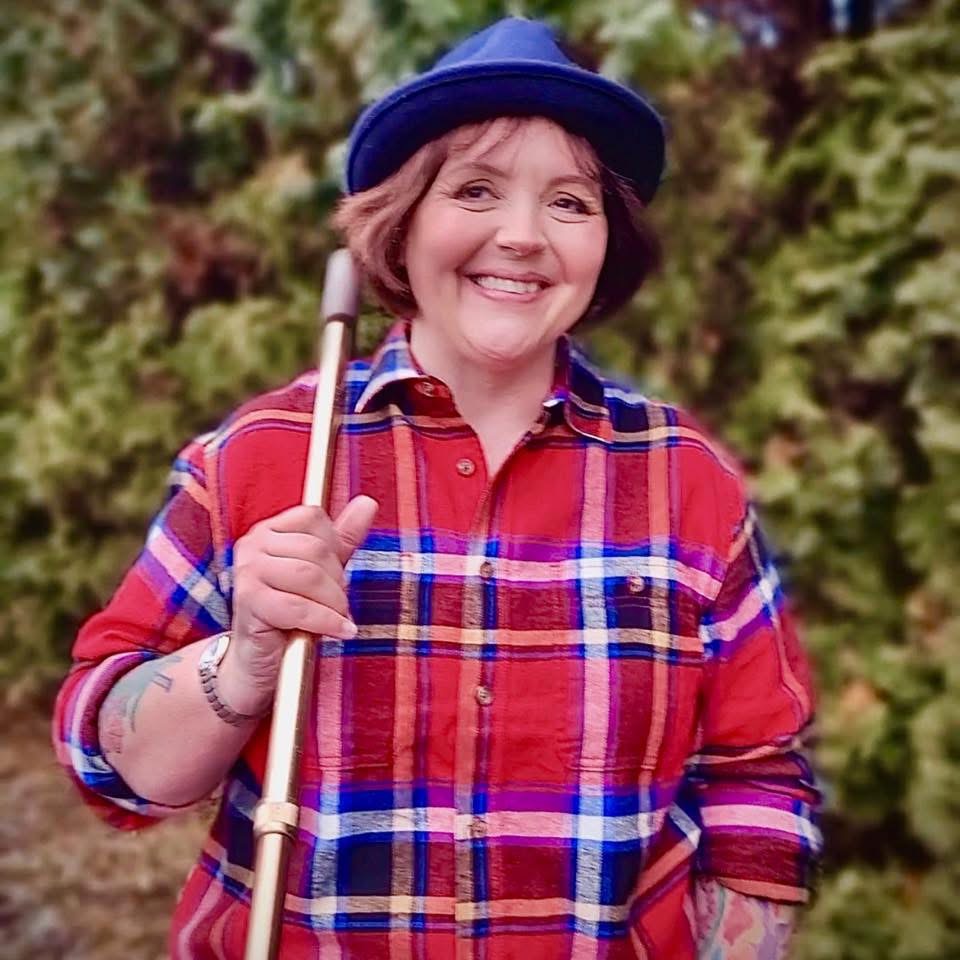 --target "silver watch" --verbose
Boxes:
[198,633,268,726]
